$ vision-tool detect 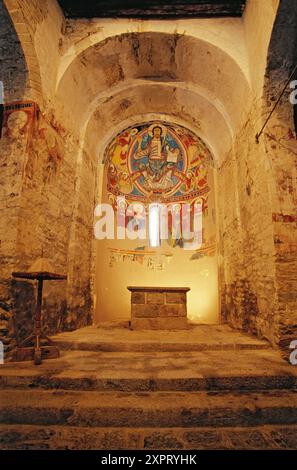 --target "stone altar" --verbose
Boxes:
[127,286,190,329]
